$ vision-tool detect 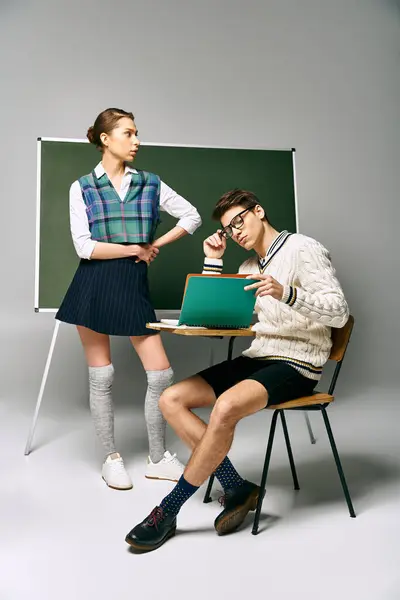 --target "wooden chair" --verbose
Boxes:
[203,315,356,534]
